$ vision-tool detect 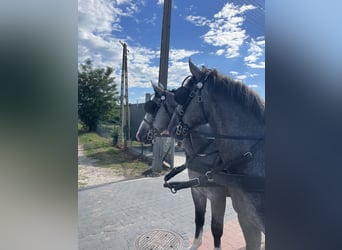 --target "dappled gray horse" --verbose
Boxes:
[167,59,265,250]
[136,82,229,250]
